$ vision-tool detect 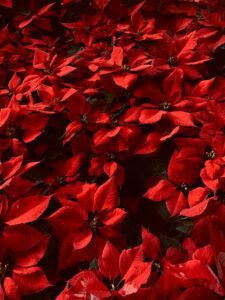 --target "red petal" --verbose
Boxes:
[177,287,220,300]
[143,179,176,202]
[18,16,35,29]
[8,73,20,91]
[73,227,92,250]
[61,88,77,101]
[188,187,209,207]
[16,237,49,267]
[98,241,120,280]
[139,109,166,124]
[166,191,187,216]
[100,208,127,225]
[204,160,223,179]
[177,31,197,56]
[142,227,160,260]
[64,121,82,144]
[5,195,51,225]
[134,132,161,155]
[3,224,43,253]
[33,49,49,69]
[111,46,124,66]
[0,0,13,7]
[123,107,141,122]
[69,271,111,298]
[193,245,213,265]
[5,177,33,199]
[0,108,11,128]
[112,72,137,89]
[1,155,23,181]
[168,111,195,126]
[3,277,20,300]
[47,205,87,240]
[12,266,51,295]
[56,66,76,77]
[168,148,203,186]
[22,114,48,143]
[167,260,224,296]
[77,183,97,212]
[180,199,210,217]
[119,246,151,296]
[37,3,55,15]
[94,0,111,10]
[65,154,83,177]
[191,78,215,97]
[134,82,163,100]
[94,177,118,211]
[163,68,183,103]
